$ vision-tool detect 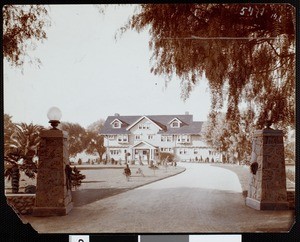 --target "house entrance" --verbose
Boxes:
[132,141,159,164]
[135,149,150,161]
